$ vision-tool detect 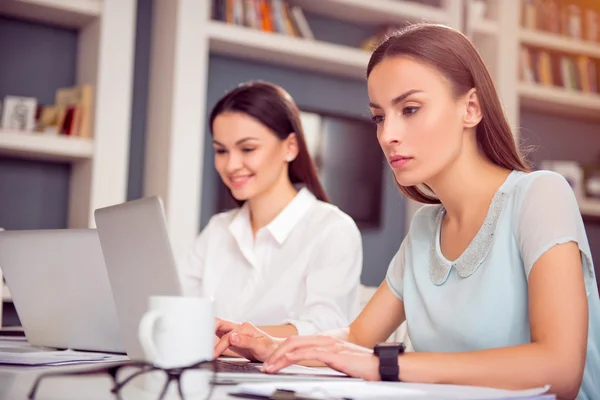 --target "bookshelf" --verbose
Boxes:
[520,28,600,59]
[290,0,449,25]
[0,0,136,230]
[518,82,600,120]
[466,0,600,219]
[142,0,464,261]
[470,18,498,36]
[0,0,102,29]
[0,130,93,162]
[579,198,600,218]
[208,21,369,79]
